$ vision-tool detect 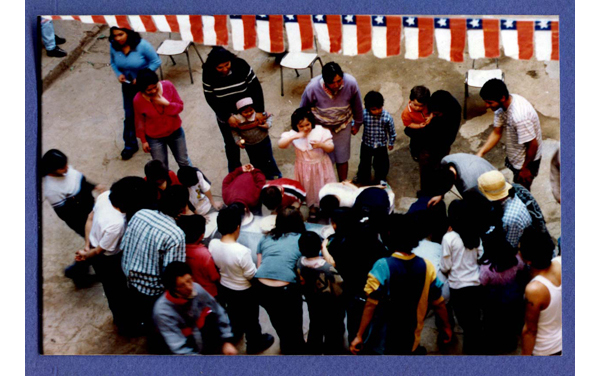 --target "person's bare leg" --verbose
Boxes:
[336,162,349,181]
